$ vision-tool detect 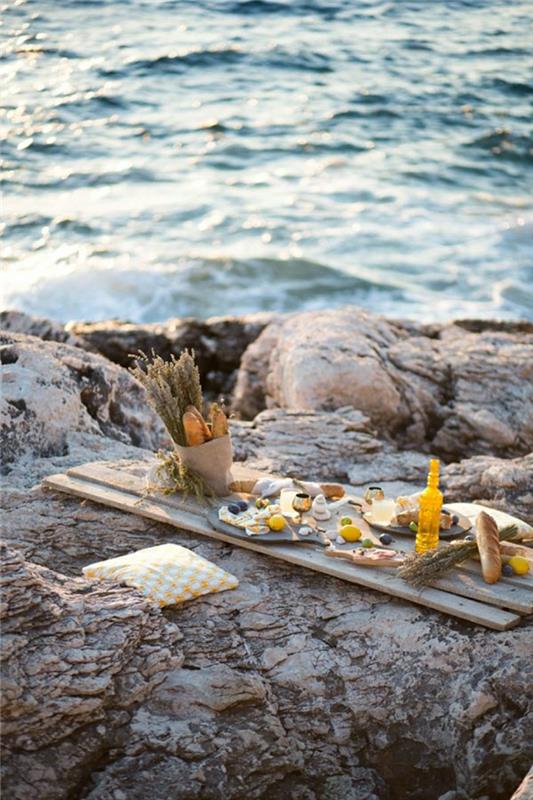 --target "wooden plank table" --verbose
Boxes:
[43,461,533,631]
